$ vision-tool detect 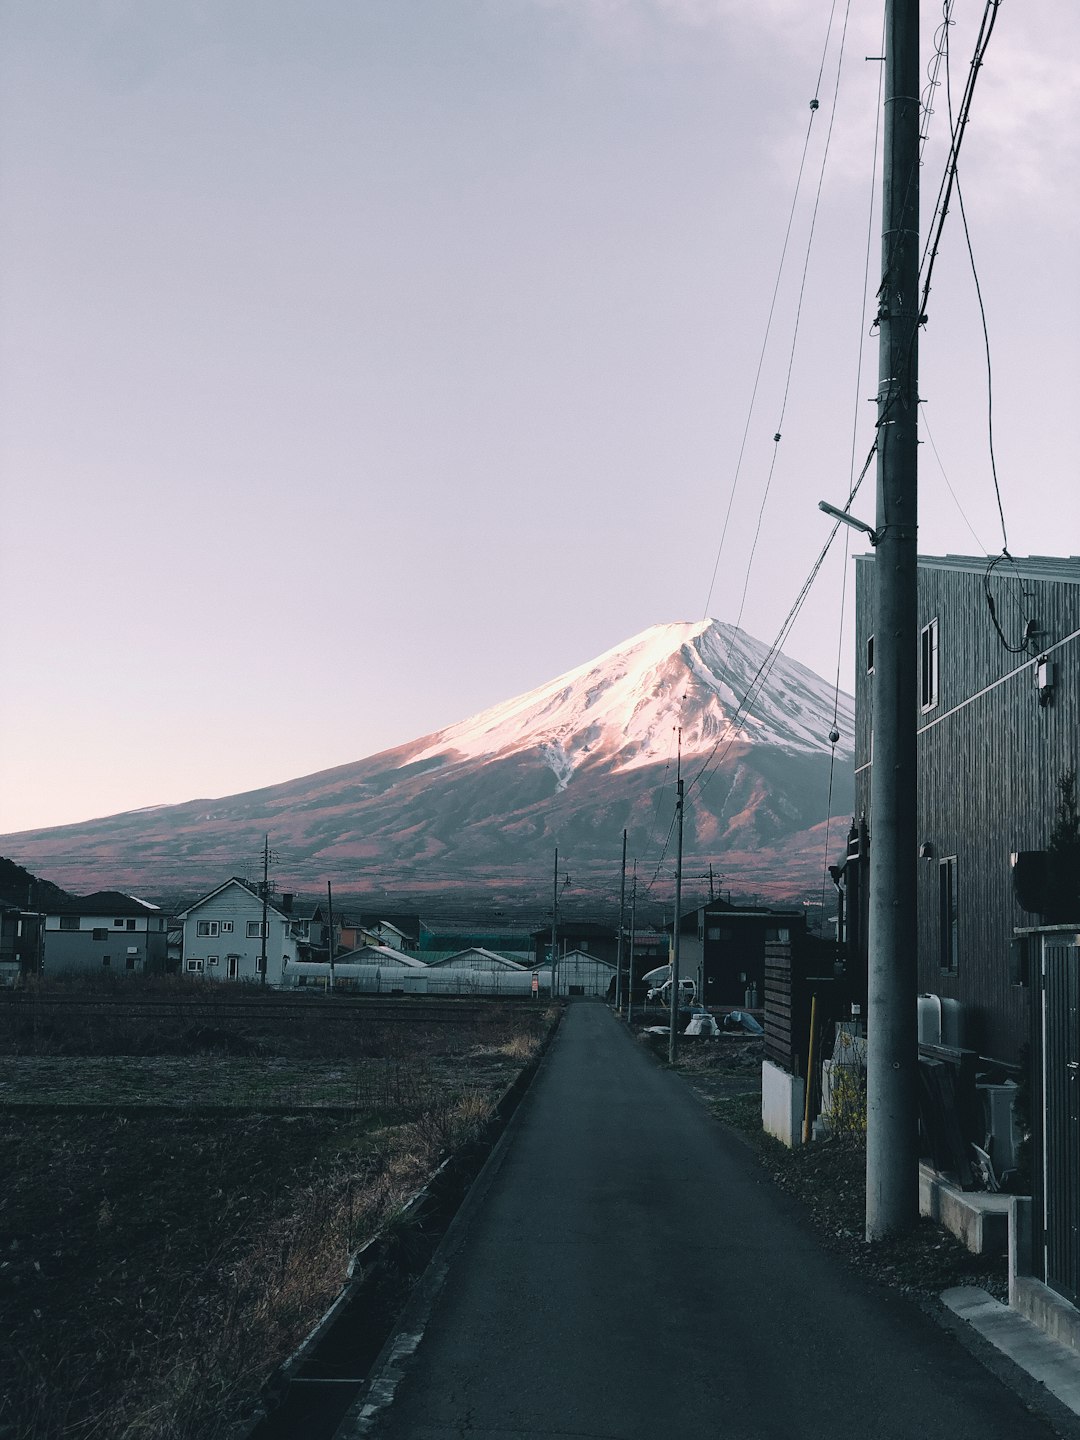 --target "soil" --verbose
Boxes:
[0,986,554,1440]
